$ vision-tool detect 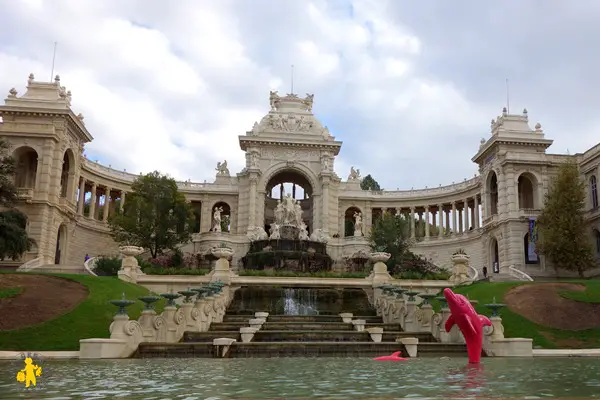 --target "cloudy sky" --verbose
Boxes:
[2,0,600,190]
